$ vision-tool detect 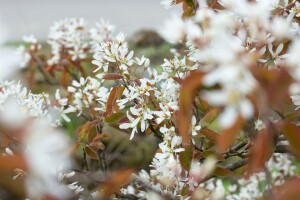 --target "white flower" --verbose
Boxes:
[268,43,288,65]
[254,119,266,131]
[24,121,72,199]
[291,95,300,109]
[287,39,300,69]
[287,2,300,21]
[5,147,13,156]
[47,18,88,65]
[270,17,290,39]
[119,107,154,139]
[16,45,31,68]
[191,116,201,136]
[203,66,256,128]
[159,15,186,44]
